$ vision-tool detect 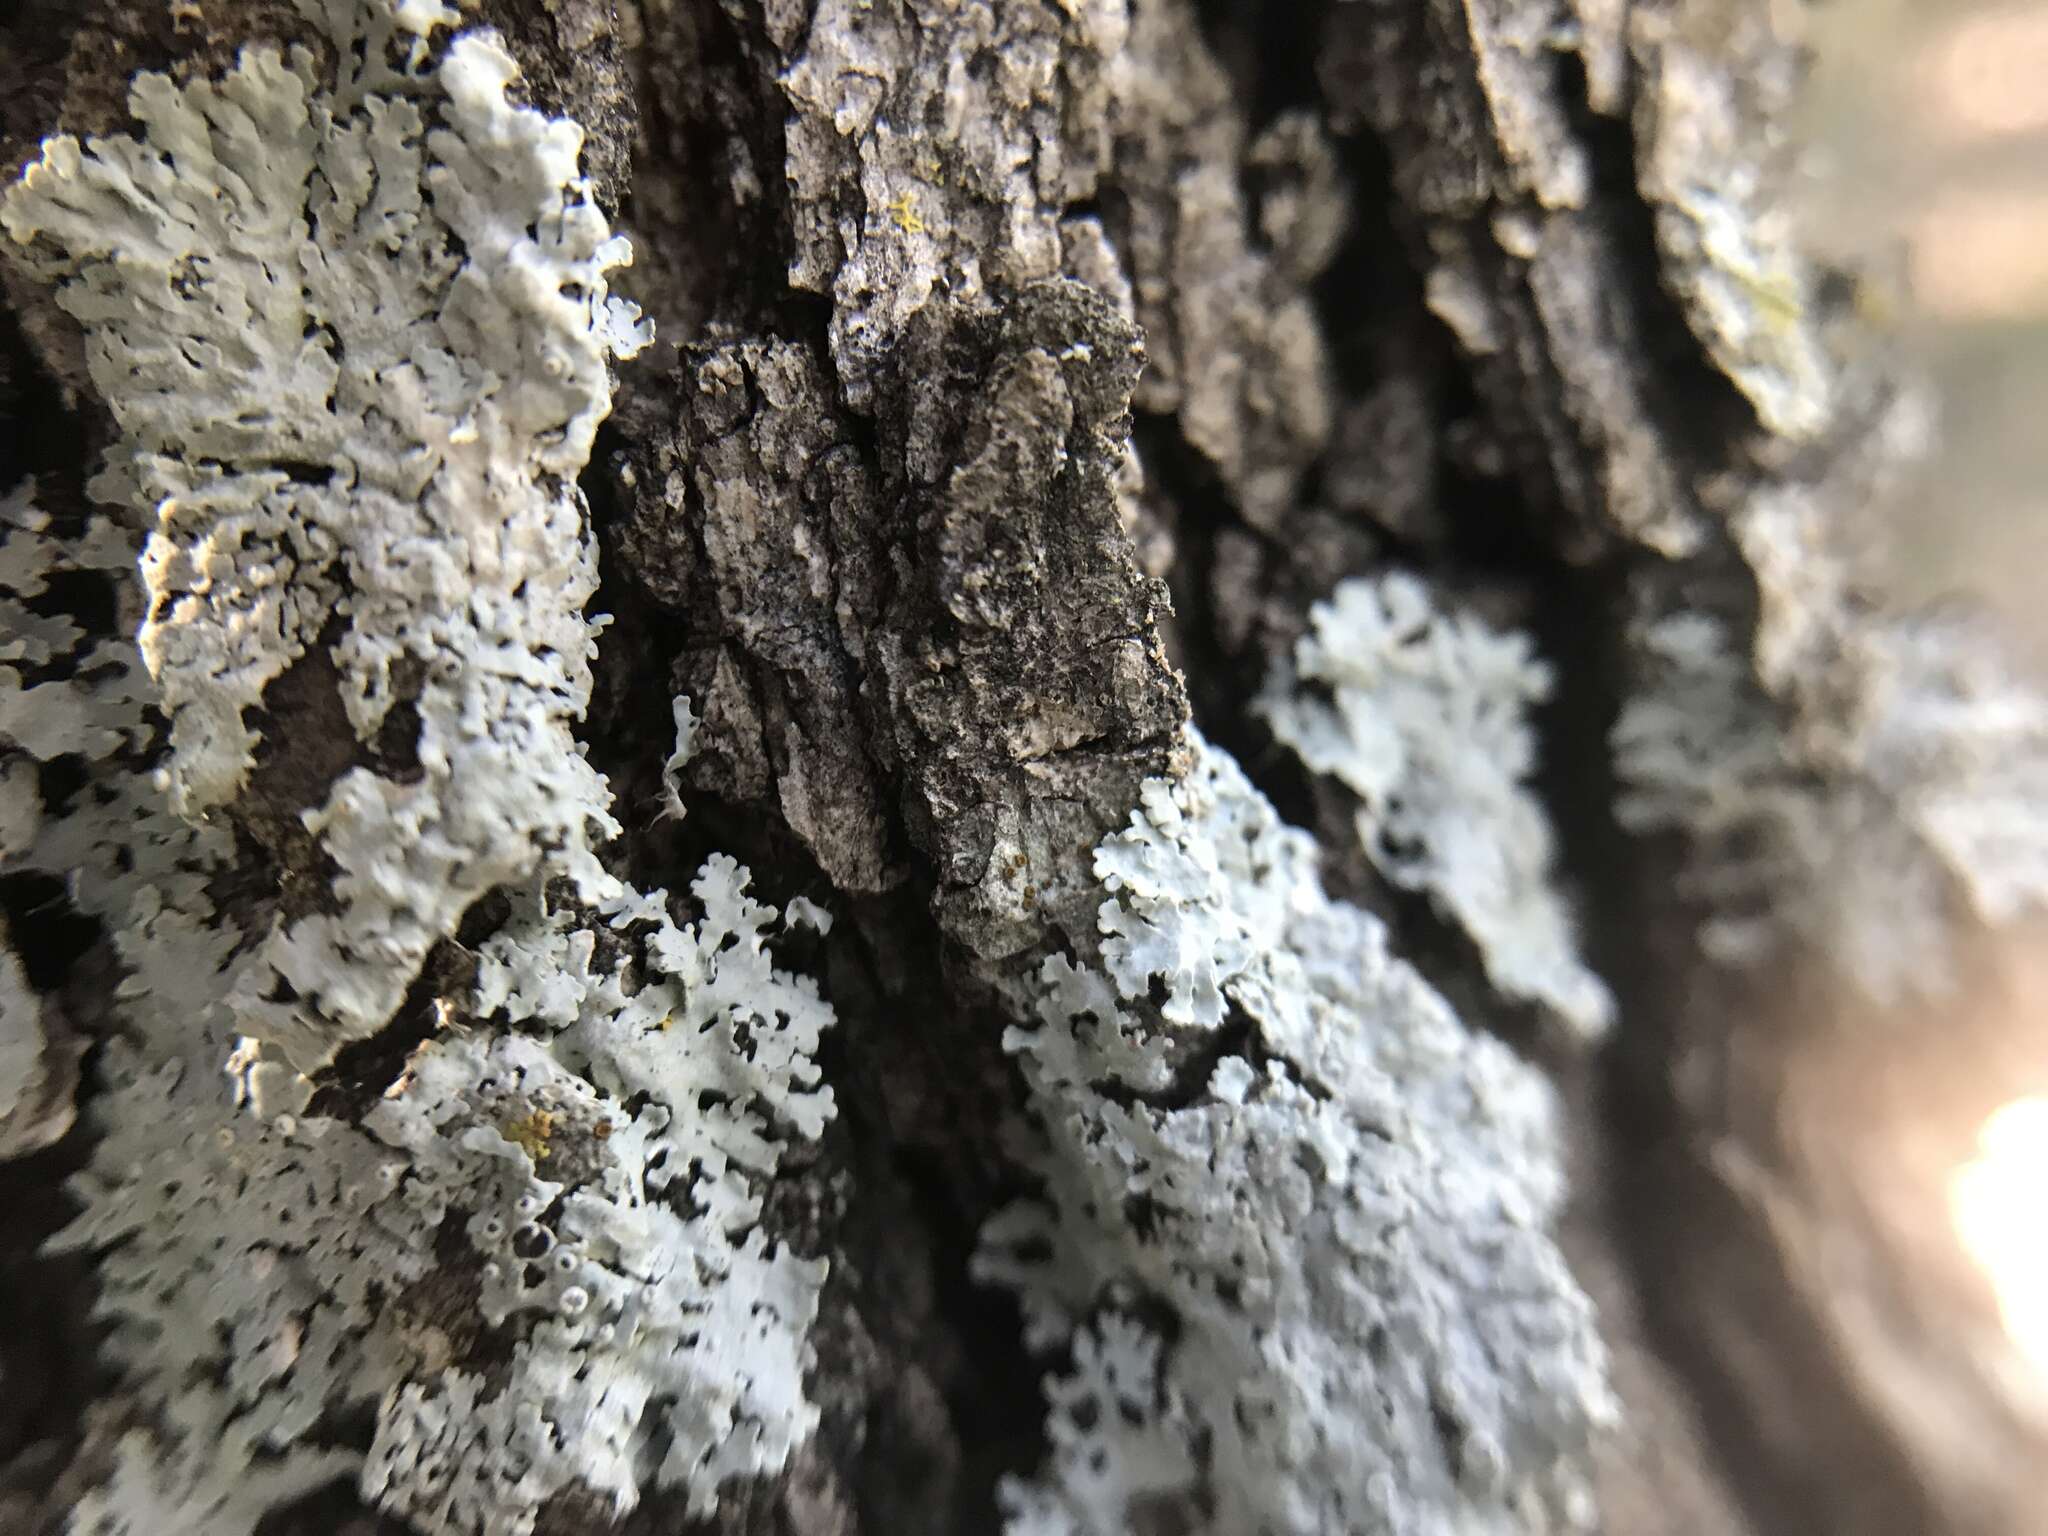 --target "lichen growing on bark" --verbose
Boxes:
[3,0,650,1079]
[1,4,836,1532]
[978,729,1613,1535]
[5,0,2047,1533]
[1262,572,1612,1037]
